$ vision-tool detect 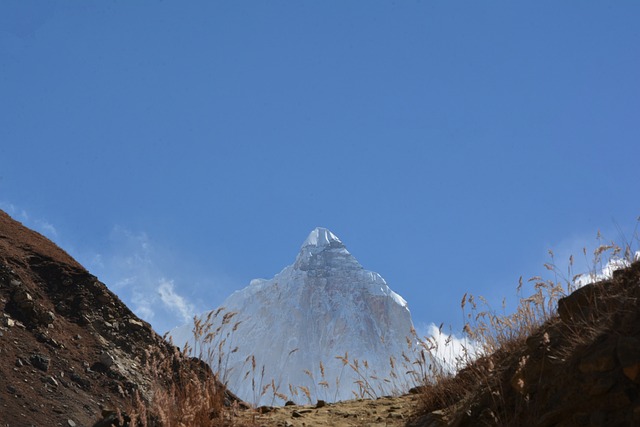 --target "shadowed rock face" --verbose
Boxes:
[171,227,416,405]
[0,210,215,426]
[416,260,640,427]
